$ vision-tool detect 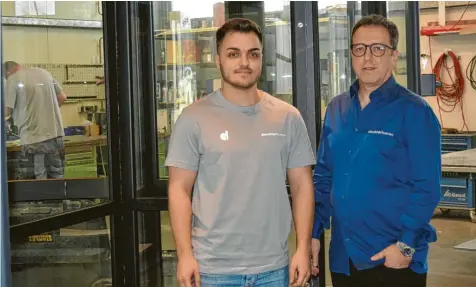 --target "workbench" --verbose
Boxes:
[6,135,108,180]
[6,135,107,152]
[441,148,476,222]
